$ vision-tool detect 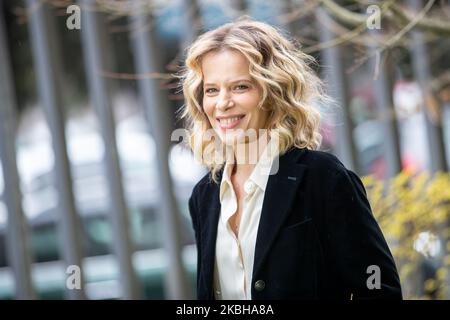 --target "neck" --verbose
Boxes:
[232,162,254,177]
[230,135,270,176]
